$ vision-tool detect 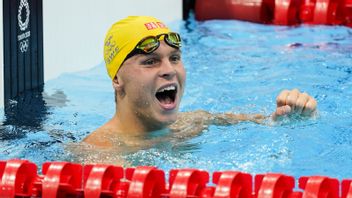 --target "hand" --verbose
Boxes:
[272,89,317,120]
